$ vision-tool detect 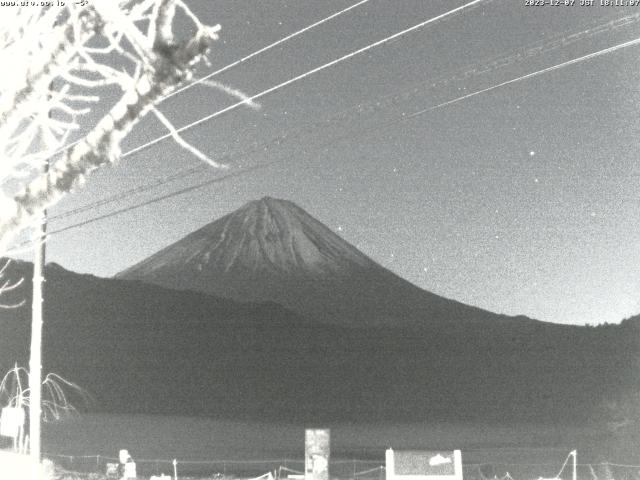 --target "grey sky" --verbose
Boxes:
[32,0,640,325]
